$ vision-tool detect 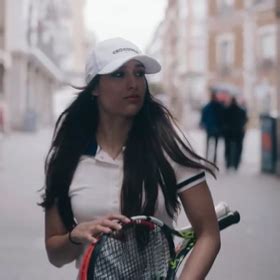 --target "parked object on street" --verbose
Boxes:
[276,117,280,176]
[39,37,220,279]
[79,202,240,280]
[260,114,277,173]
[223,97,248,171]
[200,89,225,164]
